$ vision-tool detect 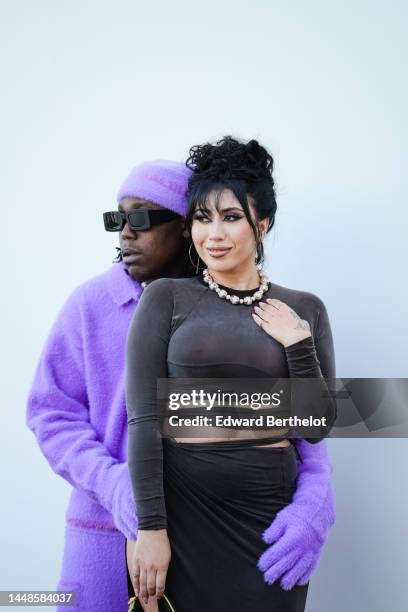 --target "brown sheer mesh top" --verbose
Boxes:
[125,275,336,529]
